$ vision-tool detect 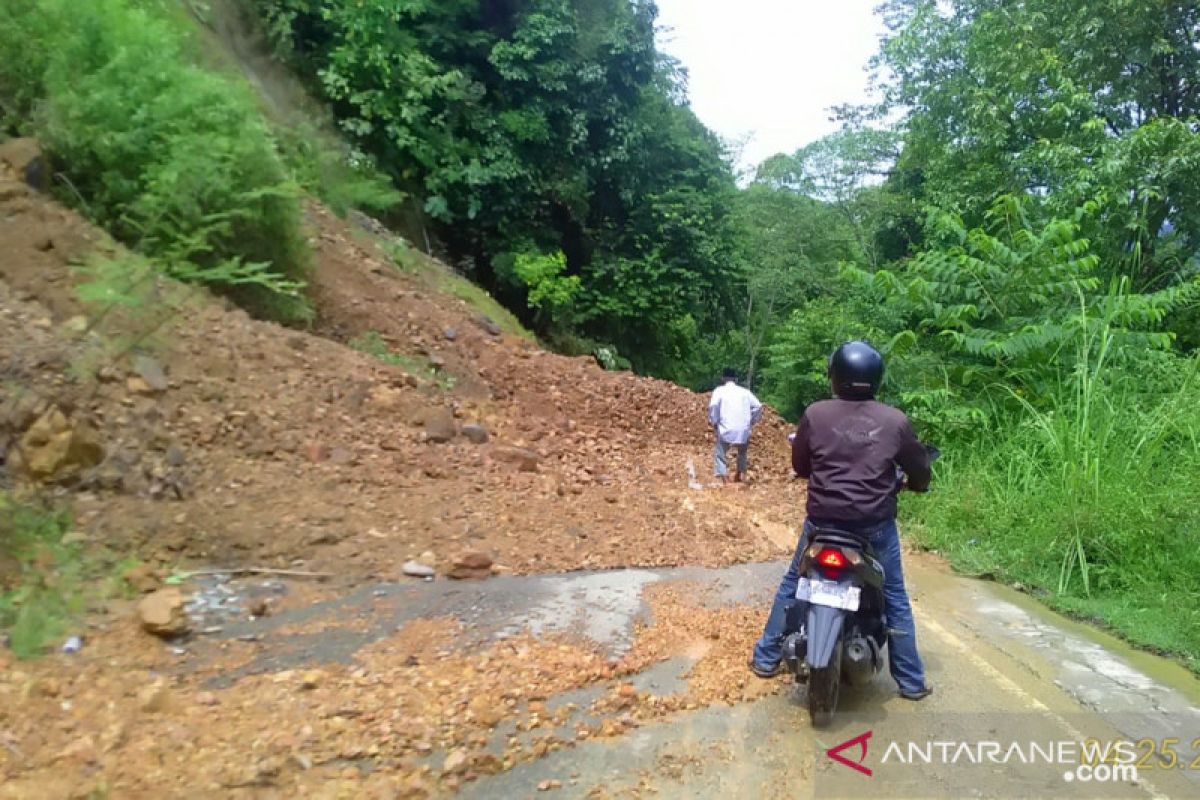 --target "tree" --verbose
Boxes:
[757,128,901,267]
[875,0,1200,292]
